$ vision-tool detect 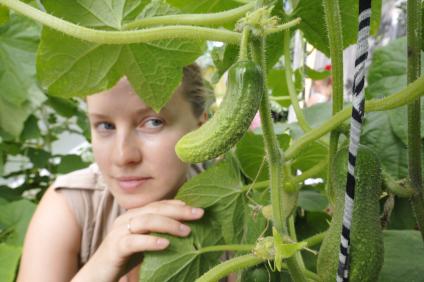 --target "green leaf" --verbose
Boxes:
[211,43,239,83]
[304,65,331,80]
[268,69,303,108]
[118,39,205,111]
[139,213,223,281]
[387,197,417,230]
[123,0,150,21]
[292,141,328,172]
[176,160,266,244]
[0,14,42,106]
[235,132,290,182]
[303,102,332,129]
[19,115,41,141]
[37,29,204,111]
[0,93,45,138]
[37,2,205,112]
[298,189,328,212]
[0,5,9,25]
[0,14,45,137]
[0,151,3,175]
[292,0,381,57]
[379,230,424,281]
[26,147,51,169]
[42,0,123,29]
[366,37,424,100]
[176,161,242,243]
[57,155,90,174]
[138,0,180,18]
[292,0,353,57]
[166,0,240,13]
[0,243,21,282]
[362,111,408,179]
[46,96,79,118]
[365,37,424,161]
[0,199,36,245]
[370,0,382,36]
